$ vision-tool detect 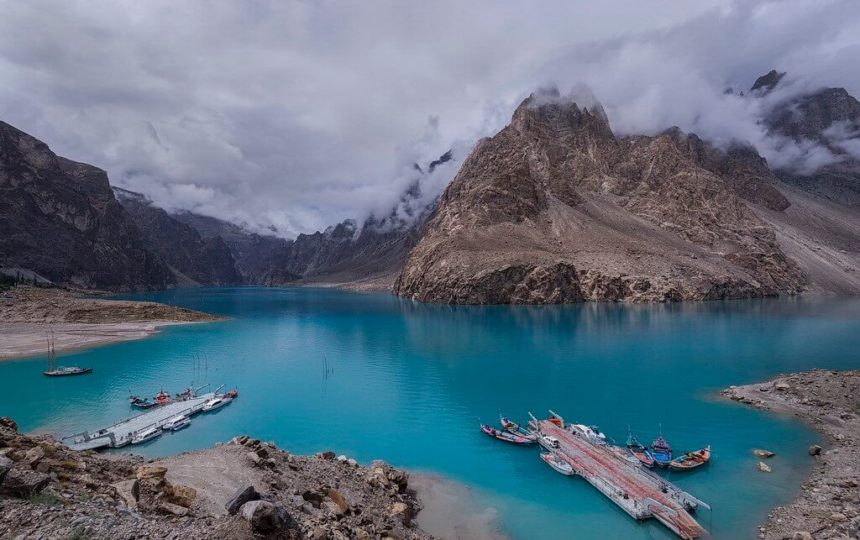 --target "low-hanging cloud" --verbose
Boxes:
[0,0,858,237]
